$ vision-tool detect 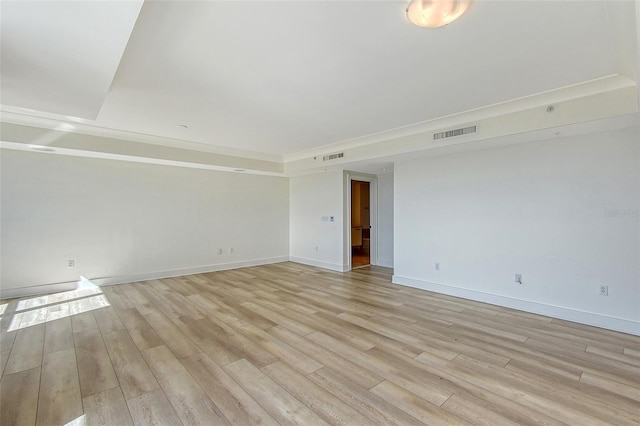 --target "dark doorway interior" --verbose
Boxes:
[351,180,370,268]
